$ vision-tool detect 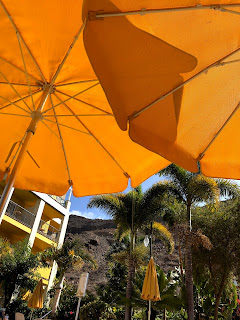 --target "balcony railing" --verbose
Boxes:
[38,219,60,242]
[1,197,60,242]
[48,194,66,207]
[5,199,36,229]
